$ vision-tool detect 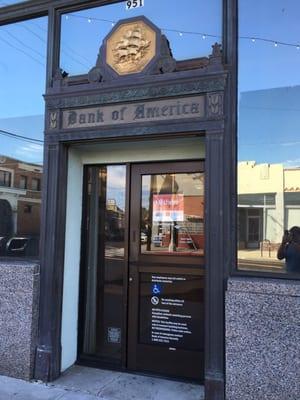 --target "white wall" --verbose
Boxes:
[61,136,205,371]
[61,149,83,371]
